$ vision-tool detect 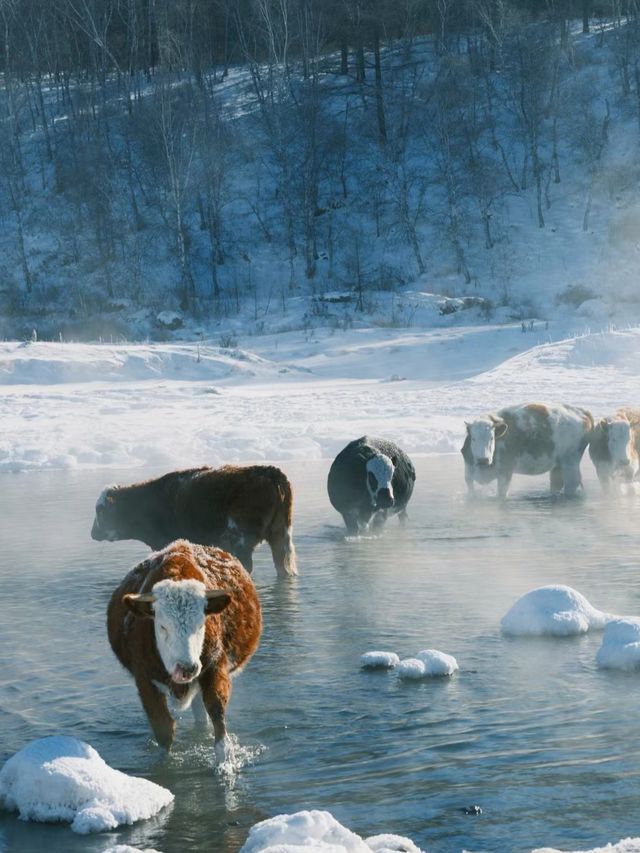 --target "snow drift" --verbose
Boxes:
[360,651,400,669]
[0,736,173,834]
[239,810,422,853]
[501,585,613,637]
[397,650,459,680]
